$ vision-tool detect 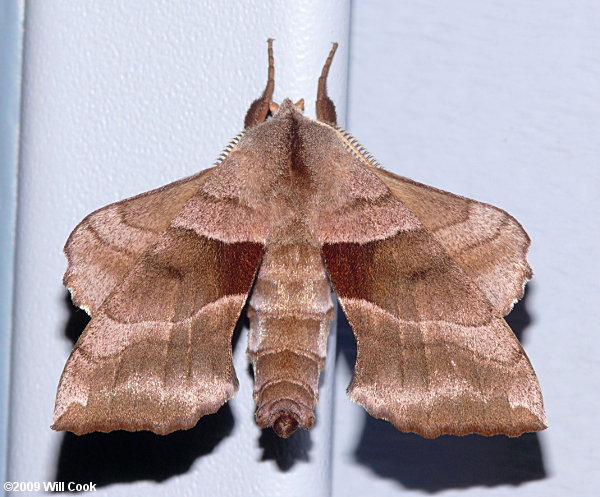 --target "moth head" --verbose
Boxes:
[244,39,338,129]
[268,98,304,115]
